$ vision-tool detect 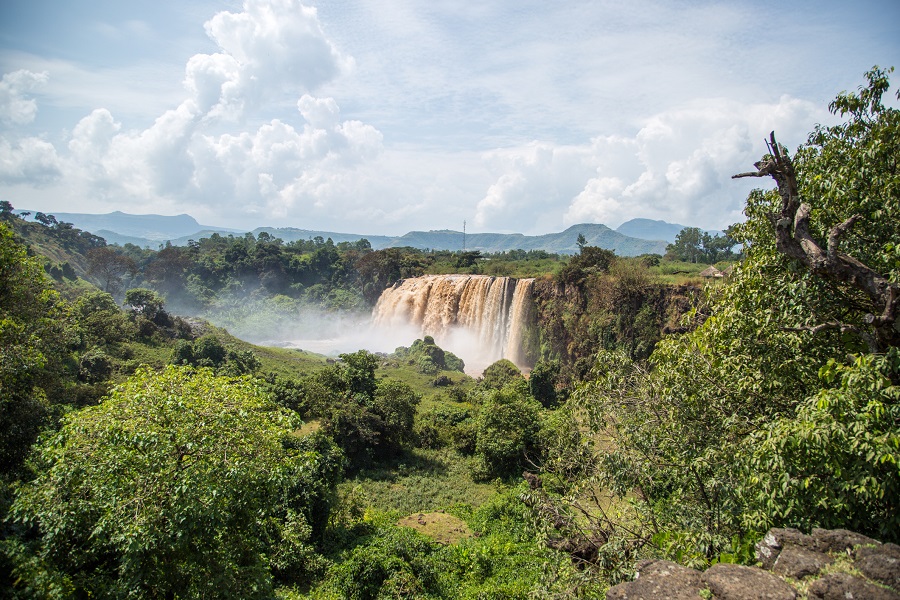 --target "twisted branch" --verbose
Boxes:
[733,131,899,350]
